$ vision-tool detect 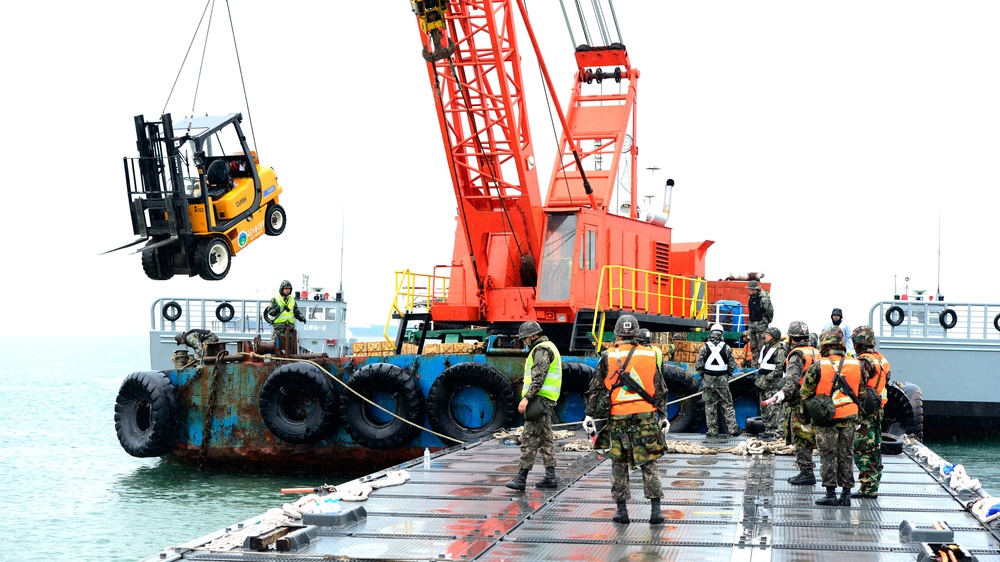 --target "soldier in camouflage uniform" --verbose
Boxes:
[852,325,890,499]
[174,329,219,362]
[745,279,774,368]
[763,320,819,485]
[506,321,562,491]
[801,327,863,507]
[584,315,667,525]
[694,323,740,437]
[755,326,787,439]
